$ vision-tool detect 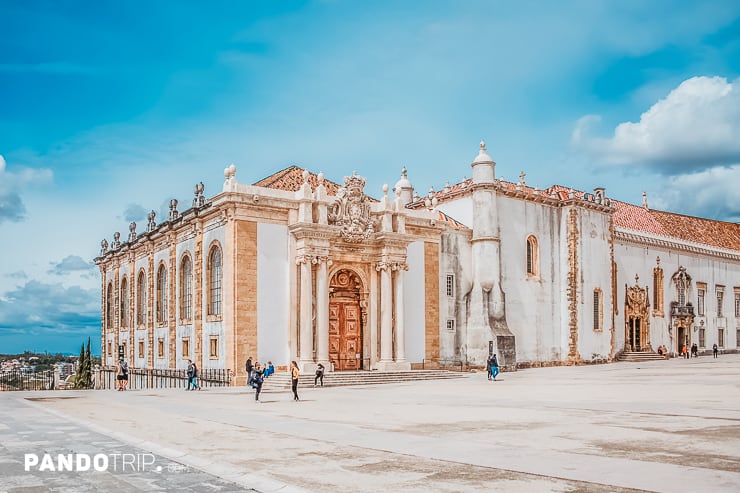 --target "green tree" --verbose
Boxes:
[74,338,93,389]
[74,343,86,389]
